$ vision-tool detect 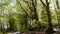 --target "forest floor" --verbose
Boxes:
[21,28,60,34]
[6,31,60,34]
[0,28,60,34]
[0,31,59,34]
[21,31,60,34]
